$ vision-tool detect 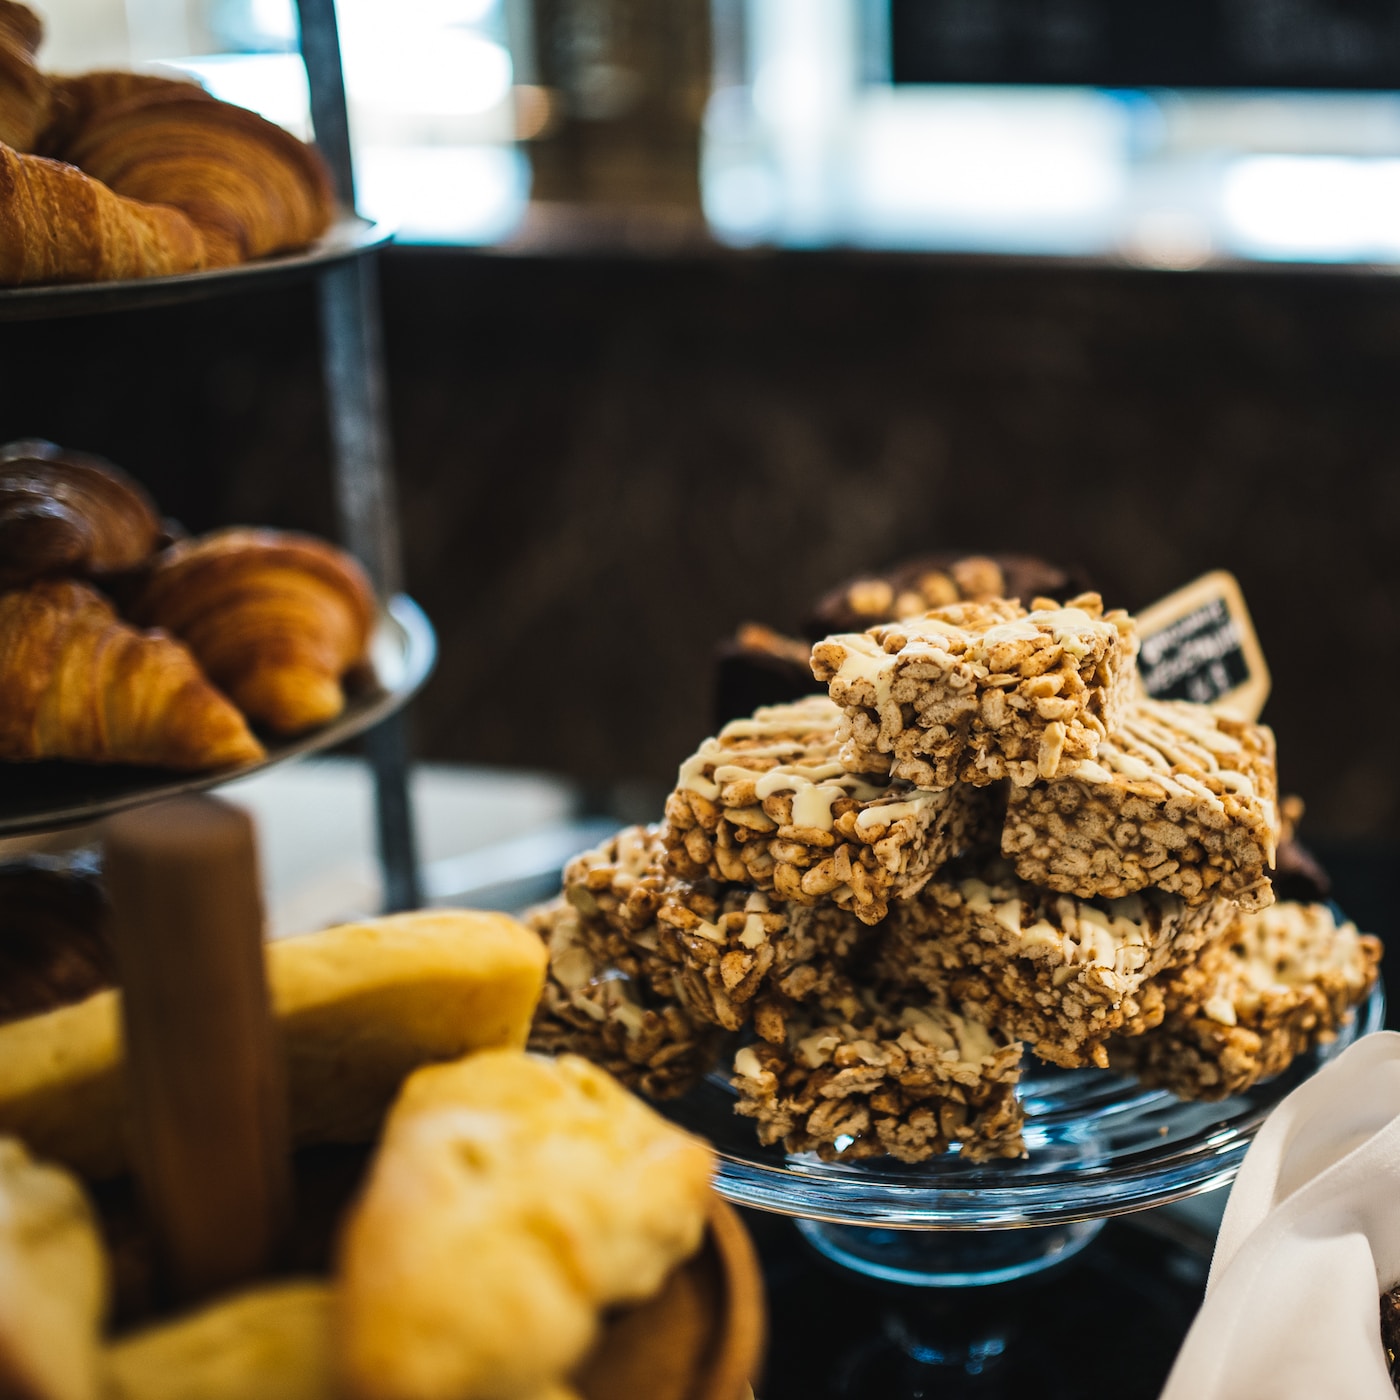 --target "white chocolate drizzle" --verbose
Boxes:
[1072,699,1271,833]
[1199,902,1373,1026]
[816,599,1131,724]
[959,873,1170,980]
[677,696,936,834]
